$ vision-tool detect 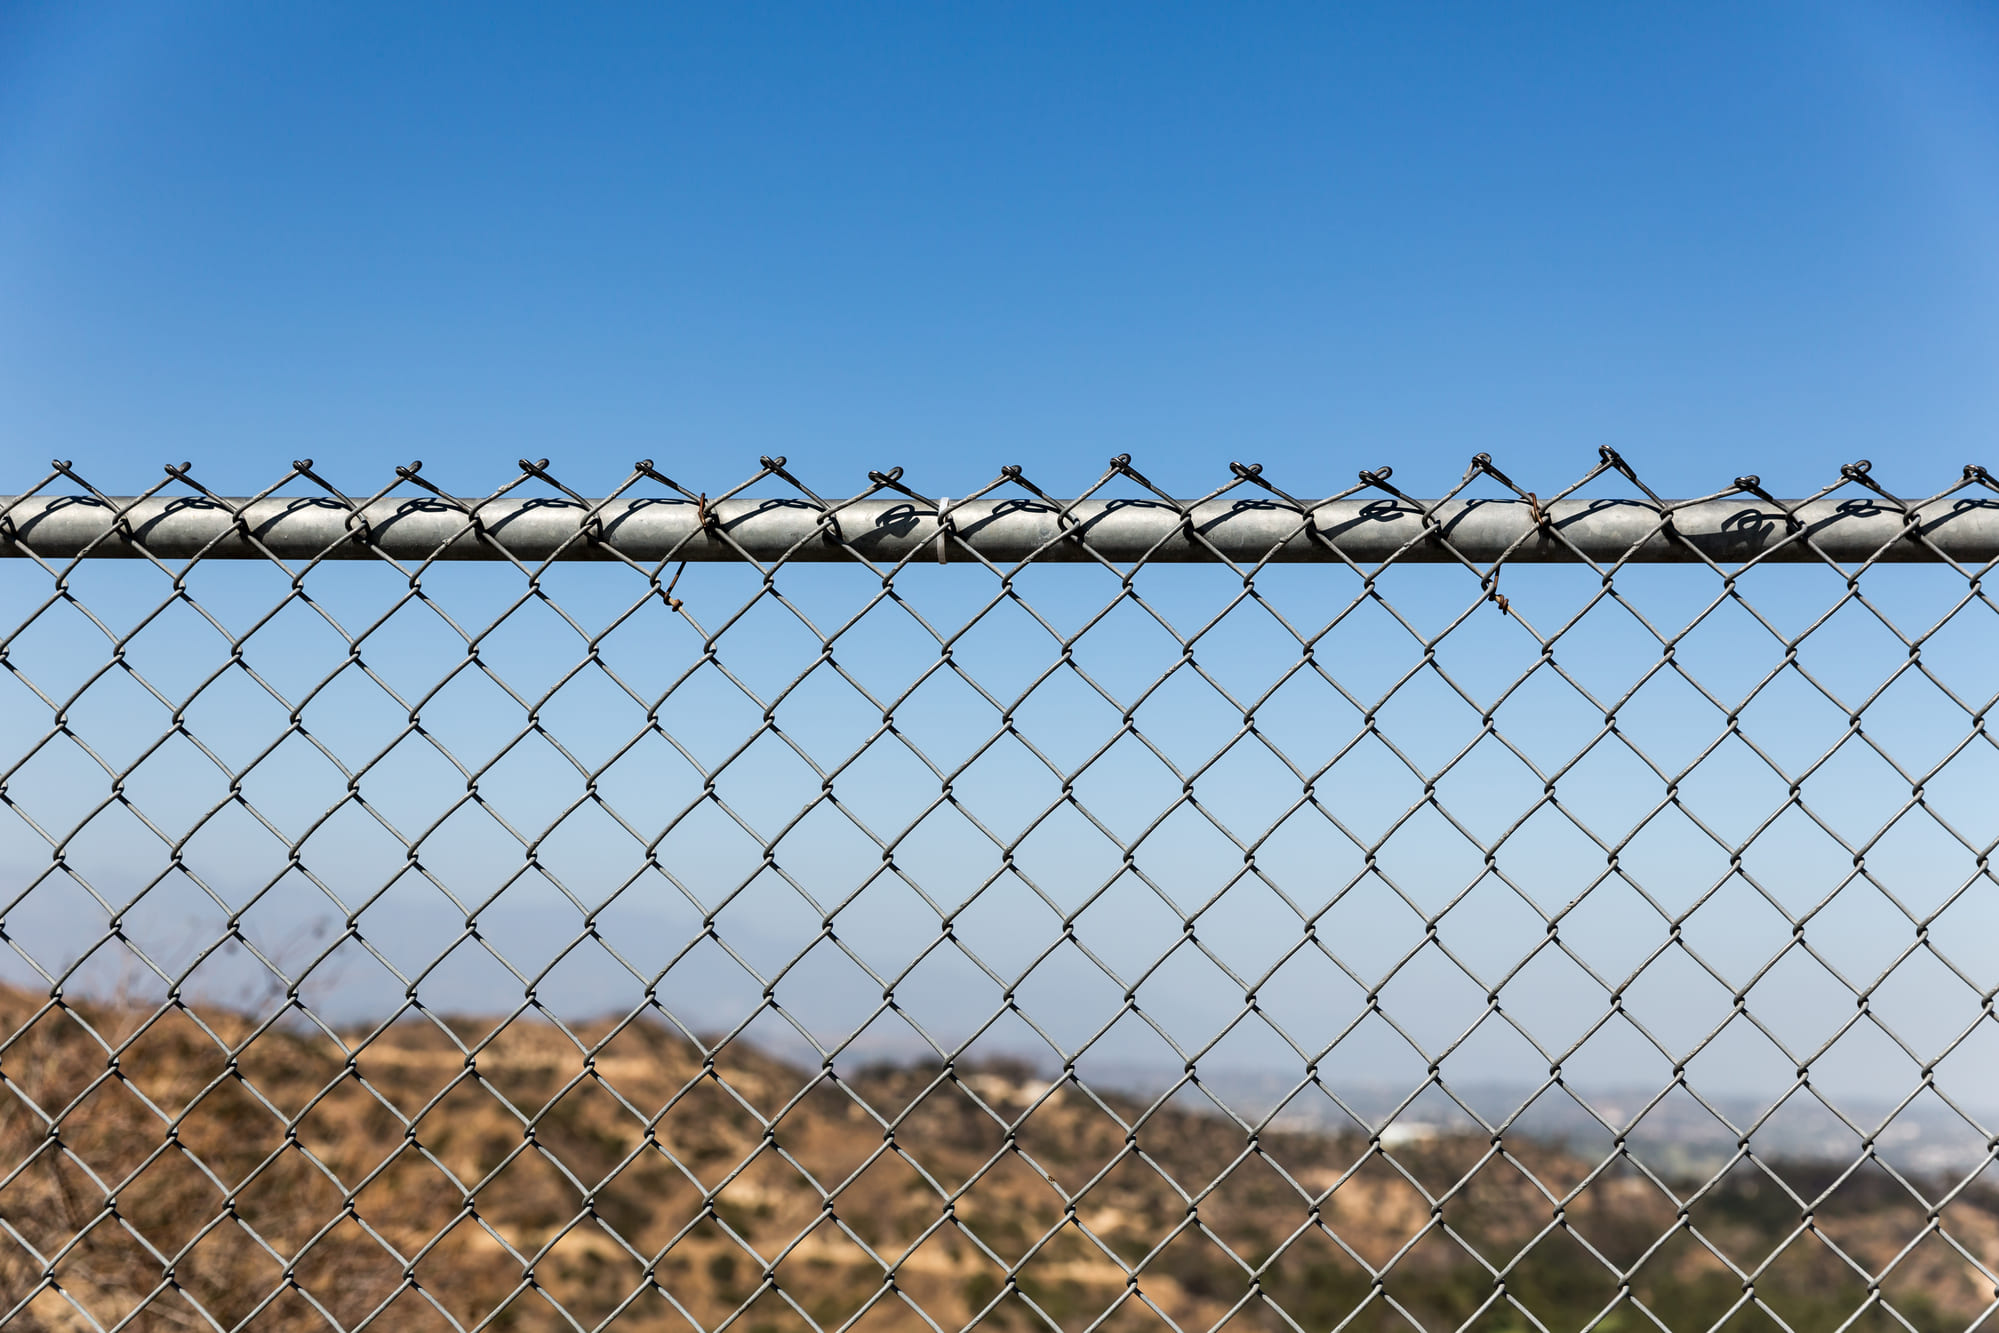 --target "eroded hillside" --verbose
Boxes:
[2,985,1992,1332]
